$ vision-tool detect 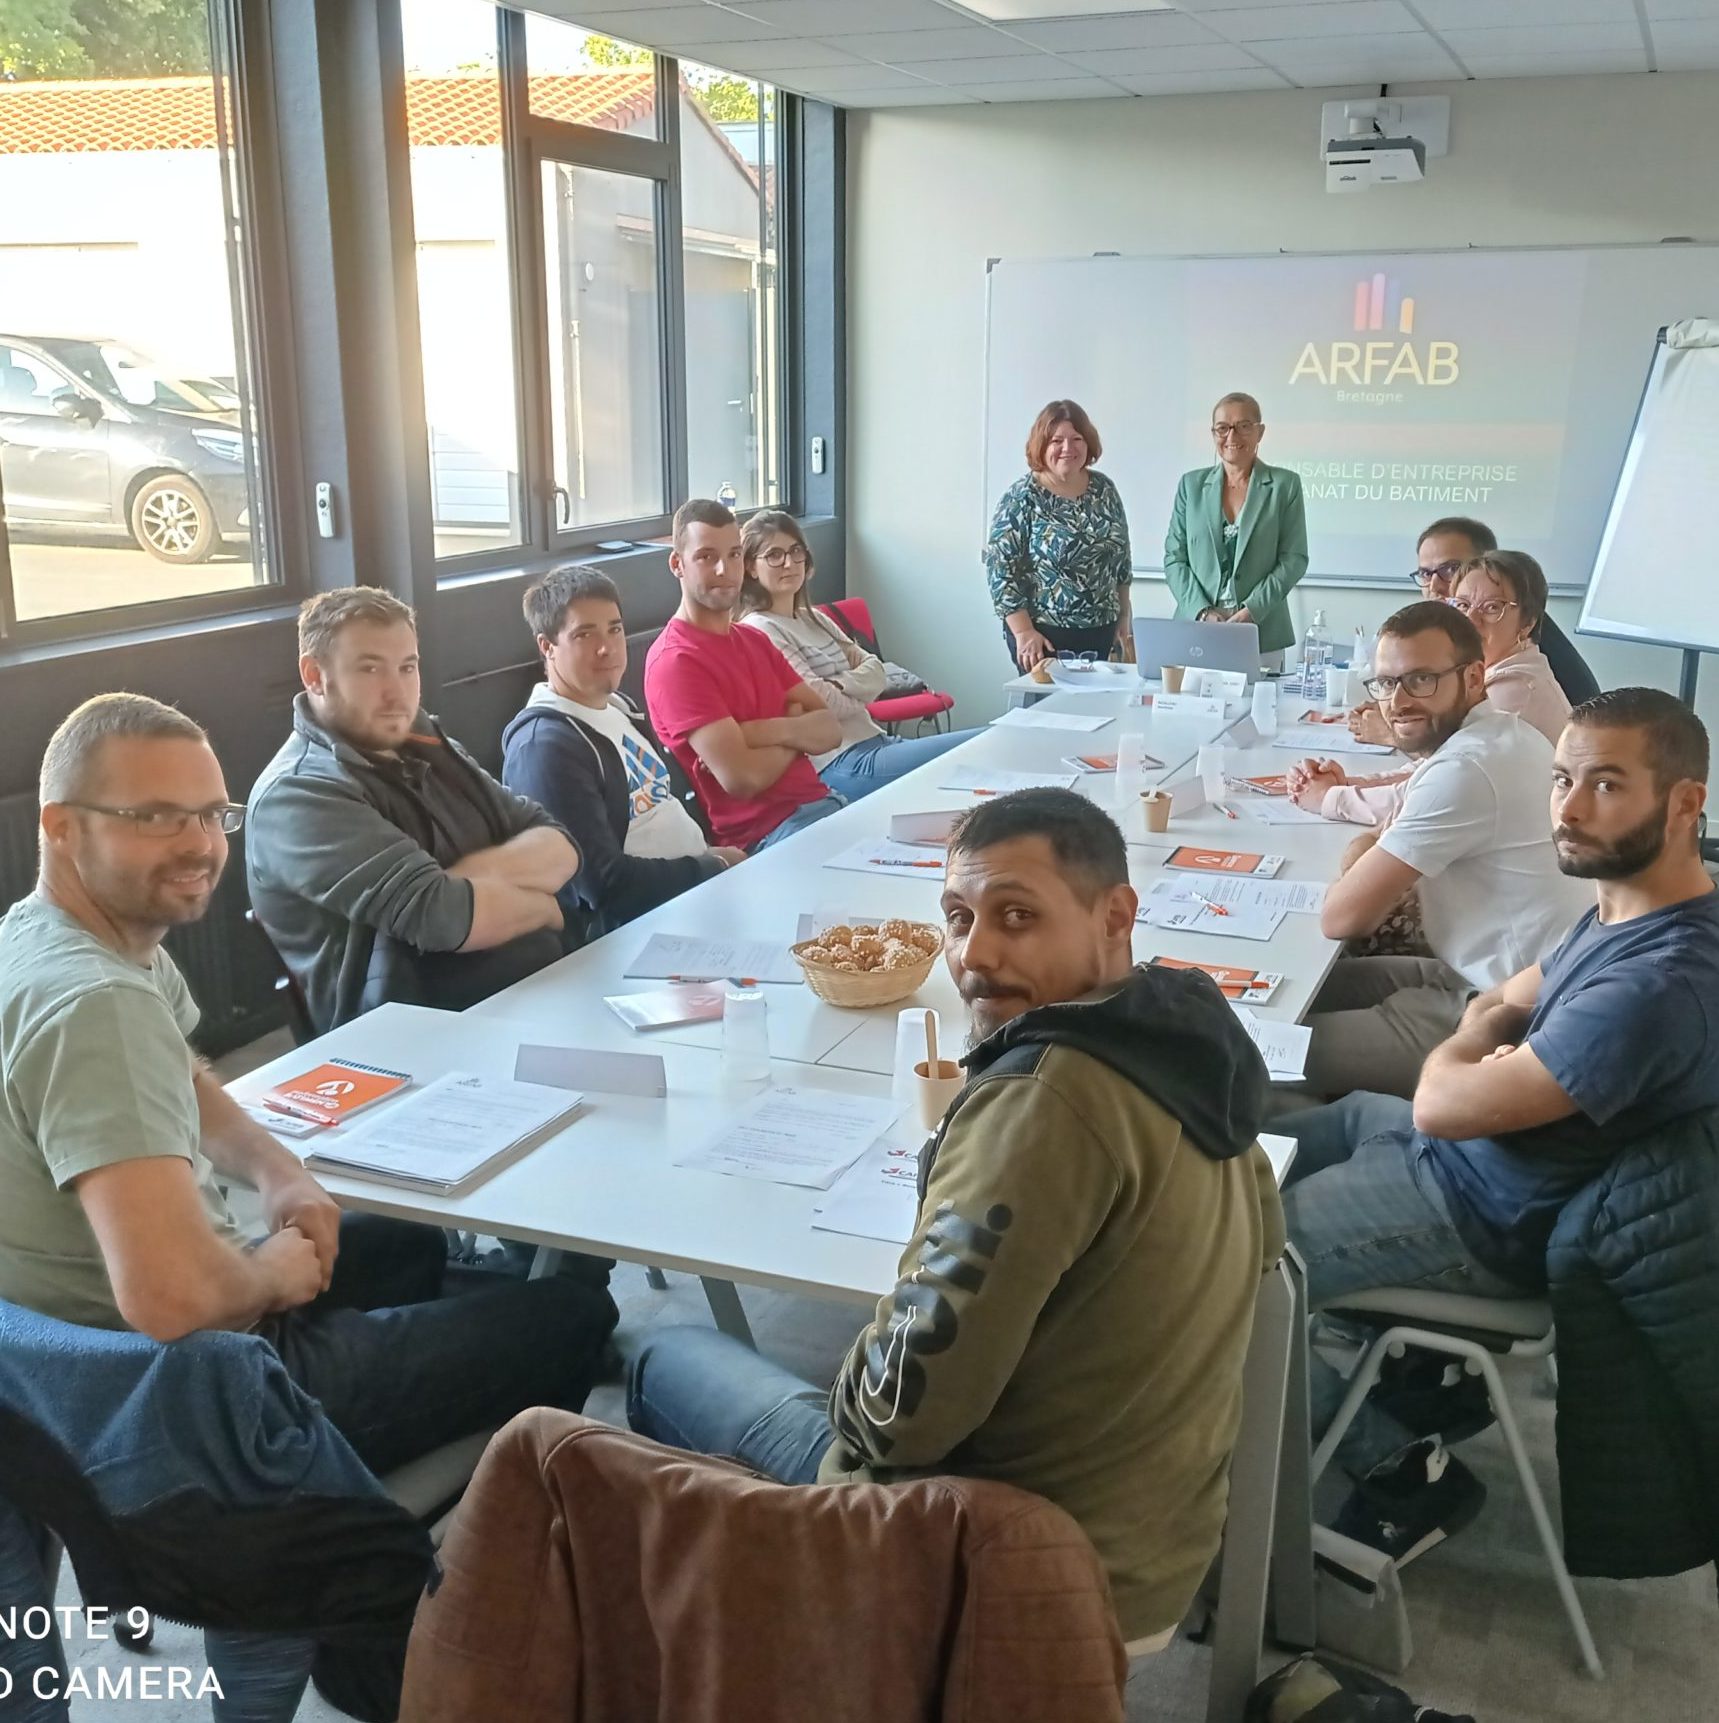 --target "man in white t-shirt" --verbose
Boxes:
[502,566,743,939]
[1292,601,1589,1100]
